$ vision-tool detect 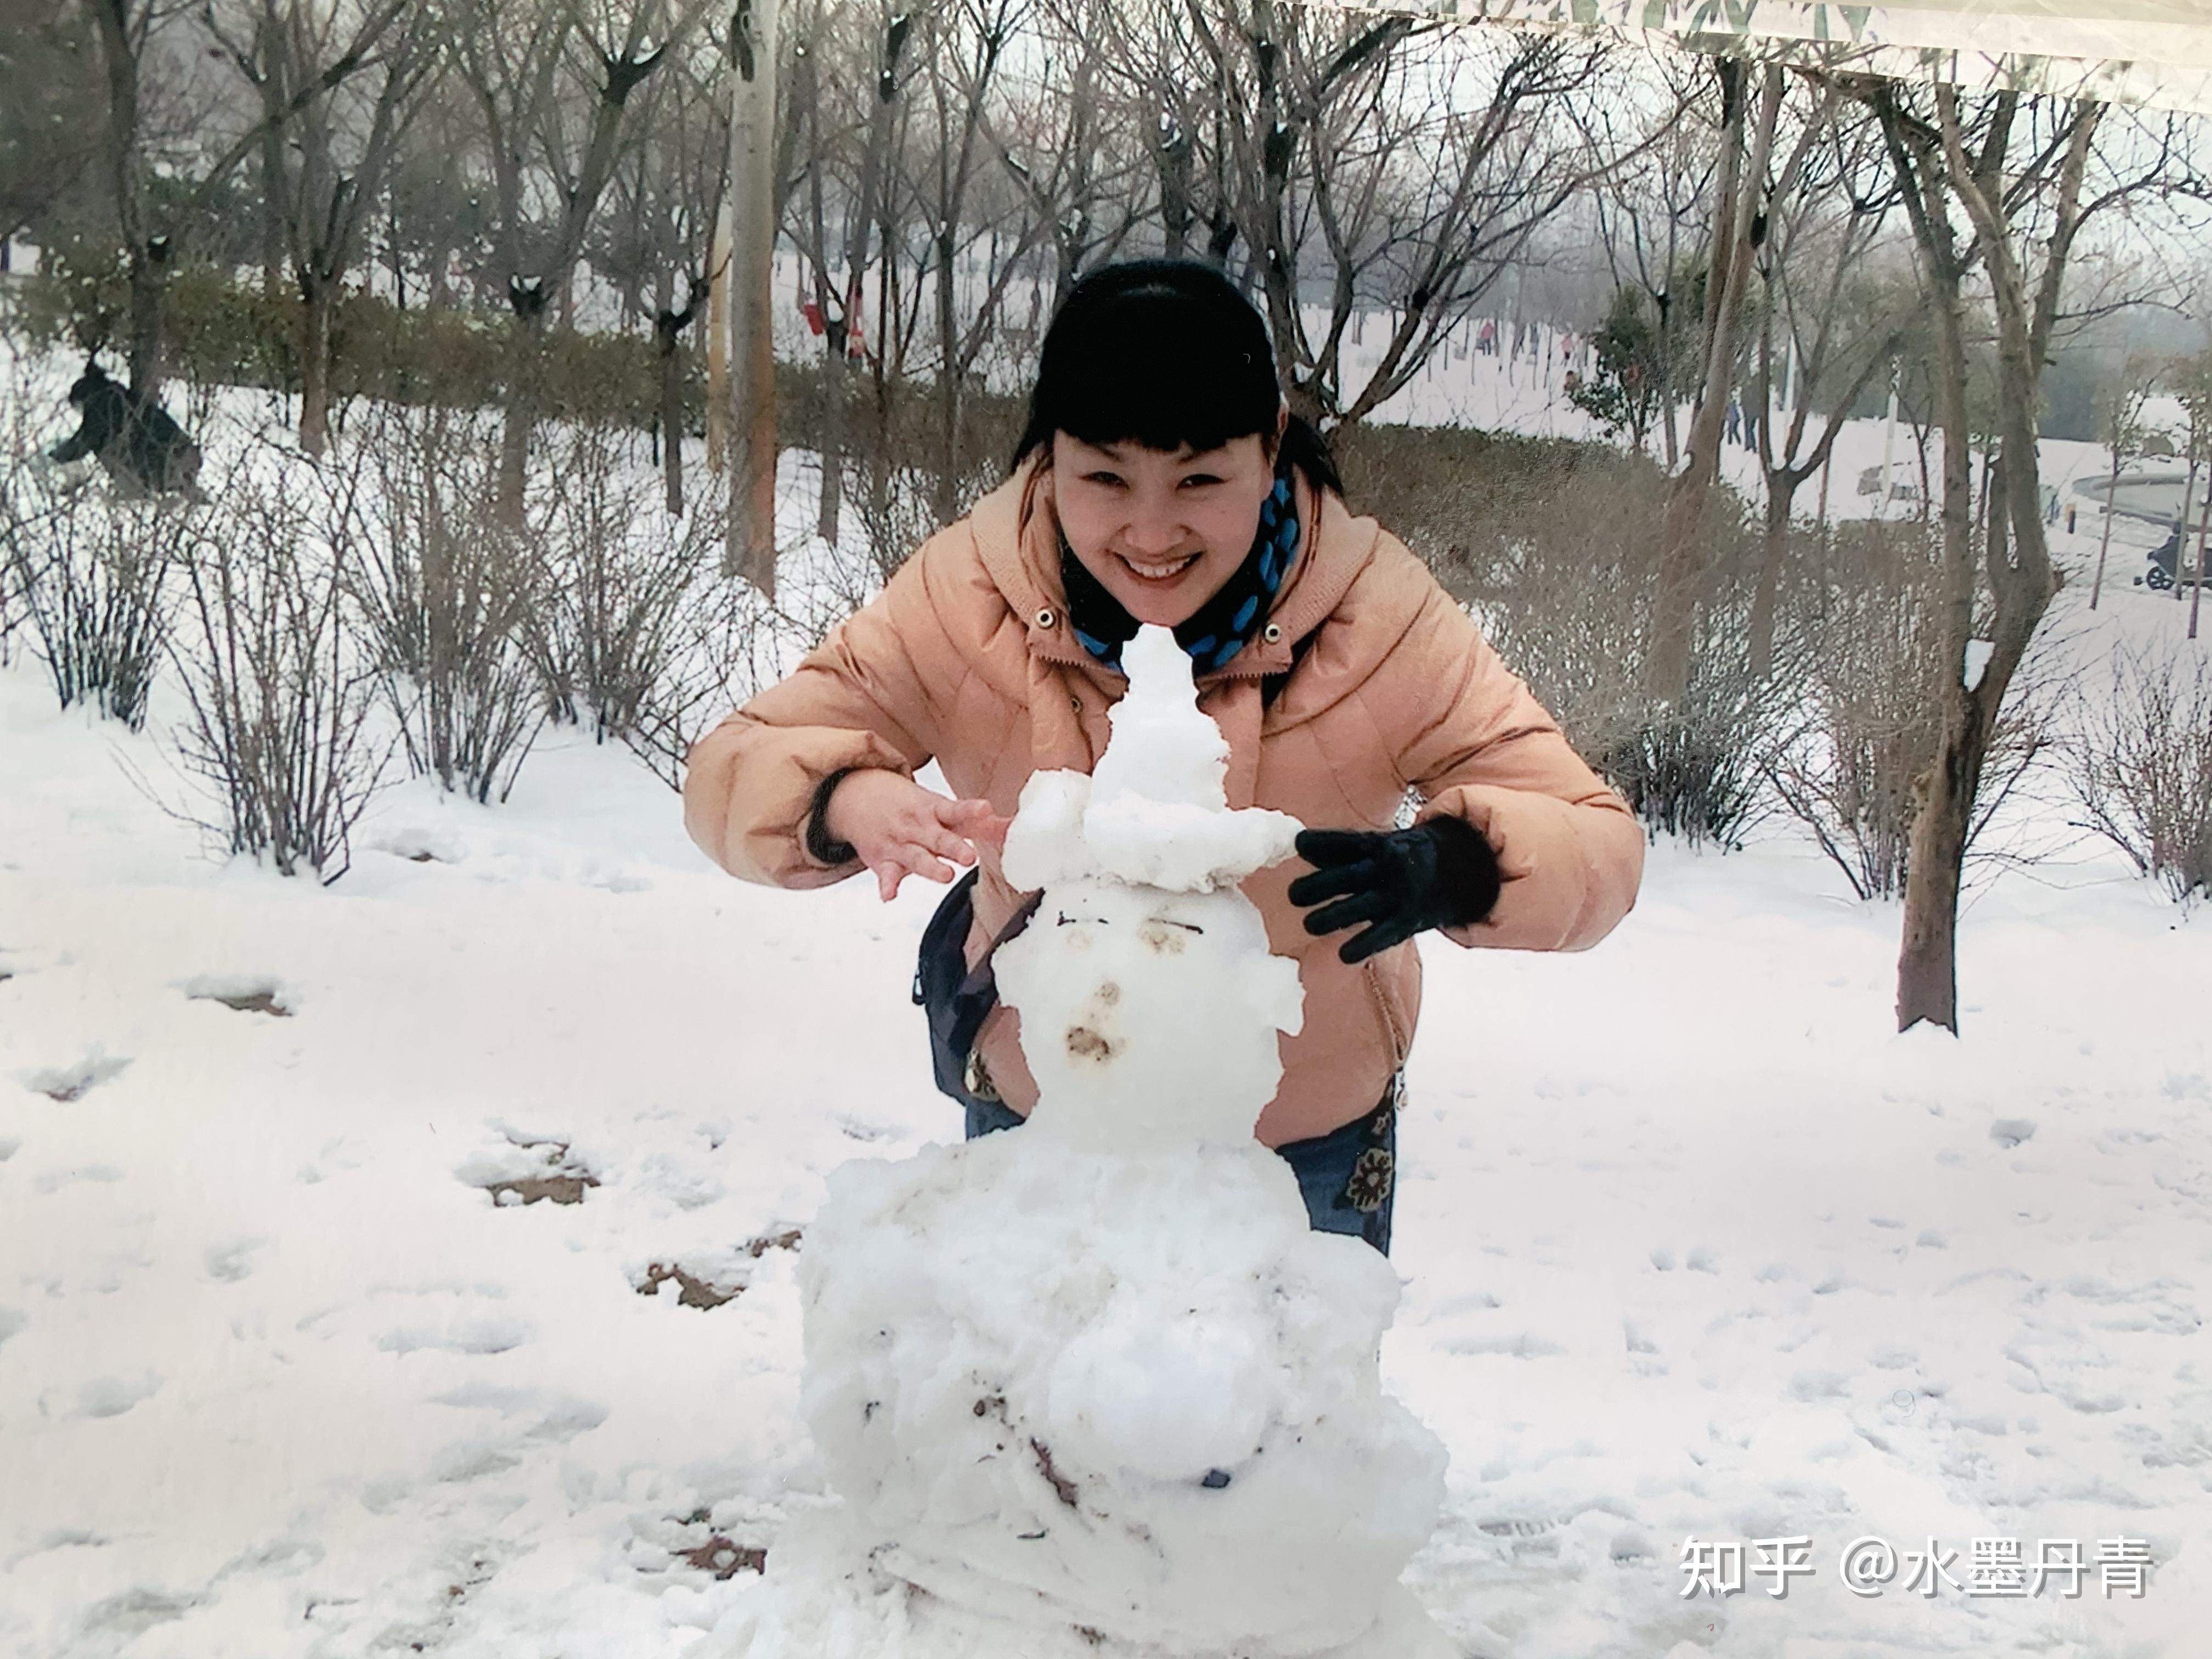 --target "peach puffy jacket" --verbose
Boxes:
[682,452,1644,1147]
